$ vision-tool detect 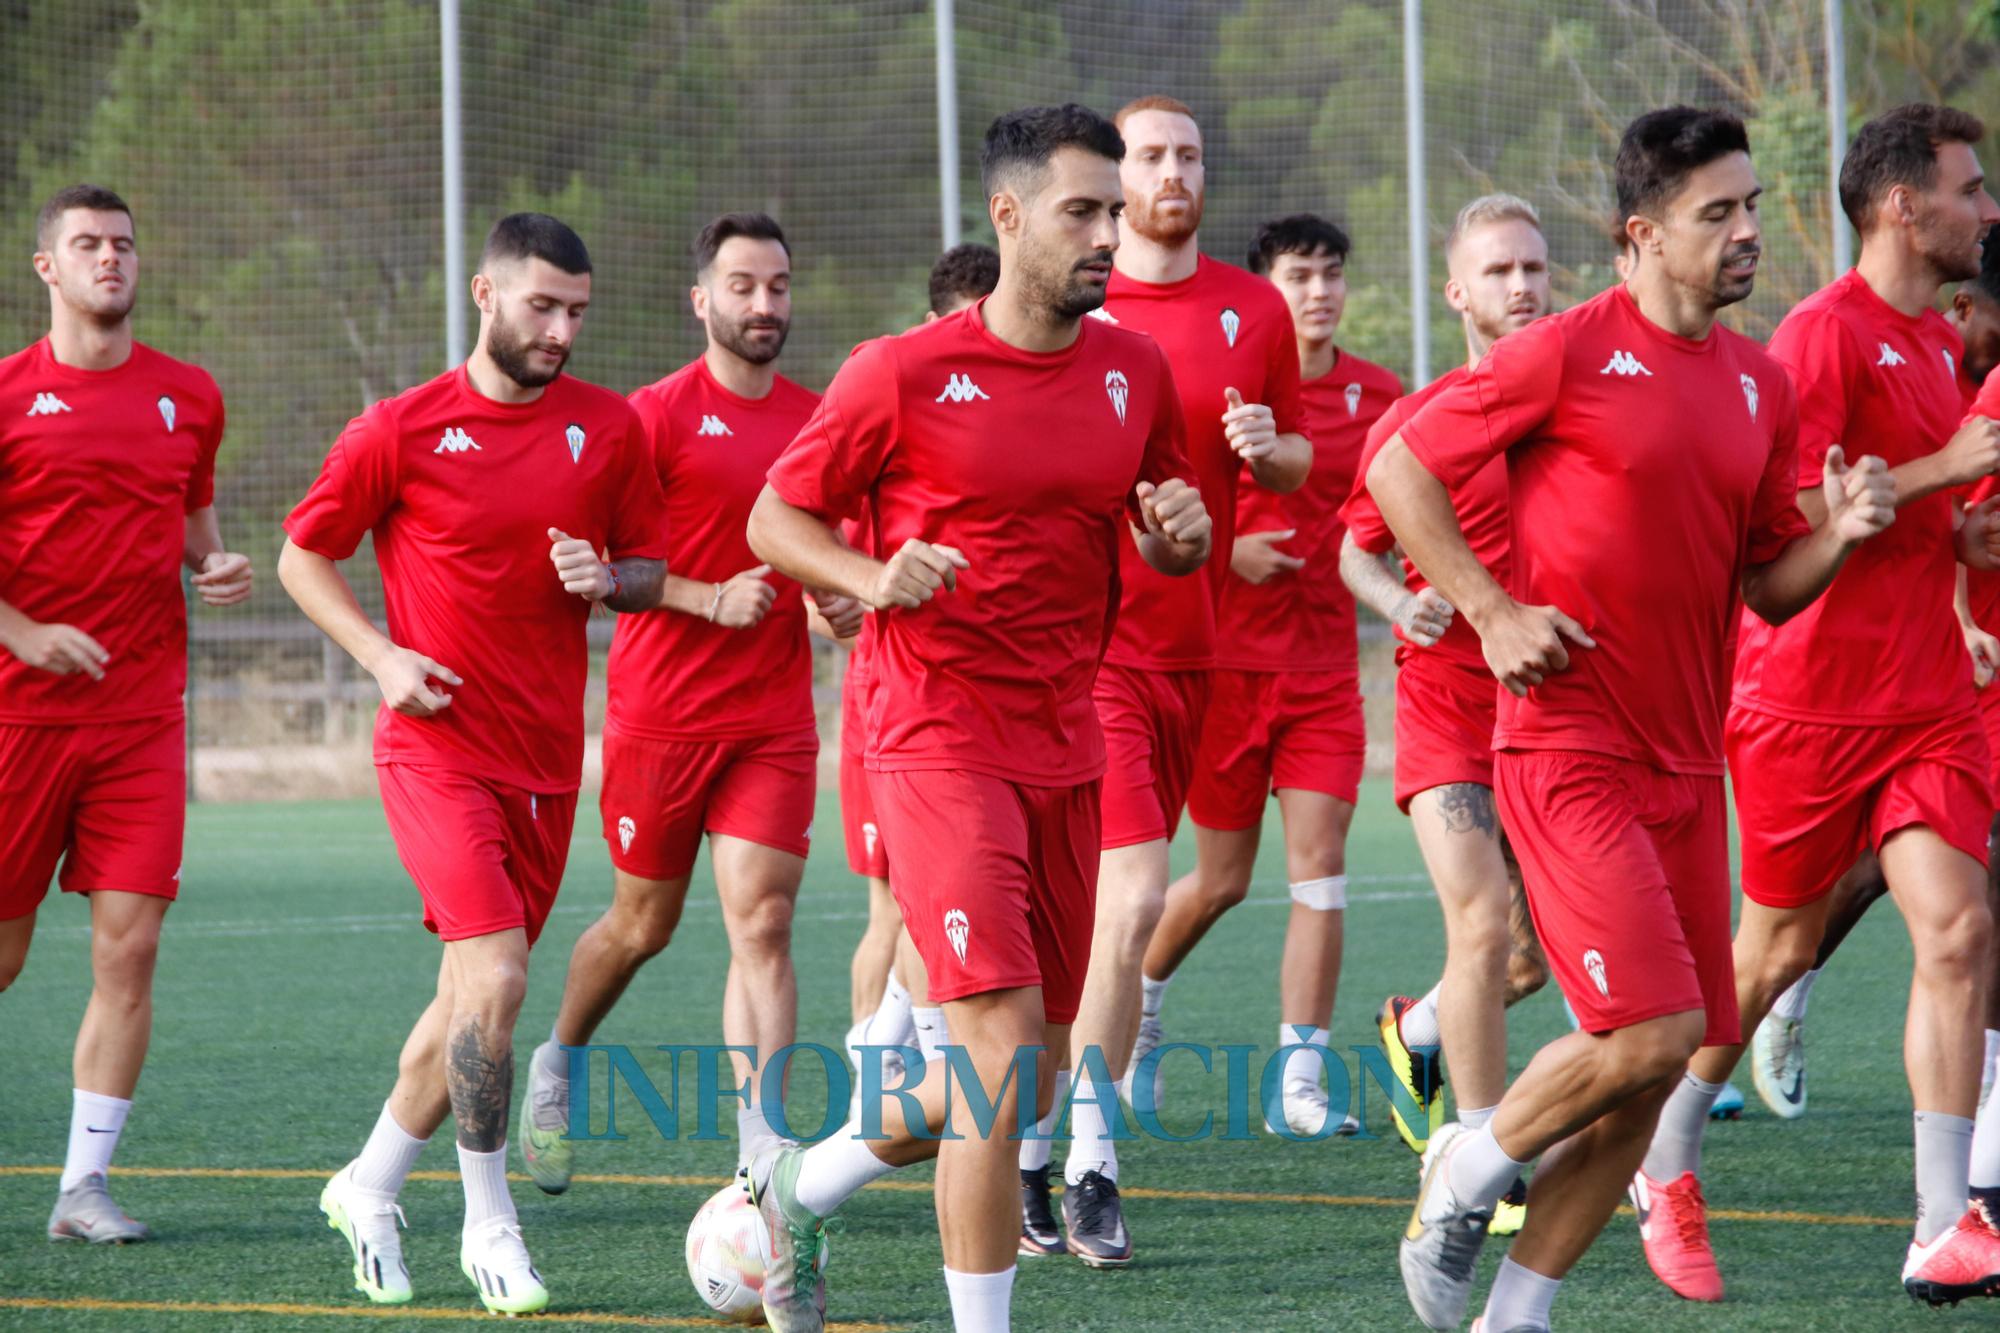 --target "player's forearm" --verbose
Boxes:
[602,558,664,614]
[276,539,396,673]
[747,486,883,604]
[1339,531,1413,622]
[183,505,225,571]
[654,573,722,619]
[1247,432,1312,495]
[1368,437,1511,631]
[1958,564,1977,629]
[1137,528,1208,577]
[1885,452,1958,511]
[1741,522,1853,626]
[0,598,38,658]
